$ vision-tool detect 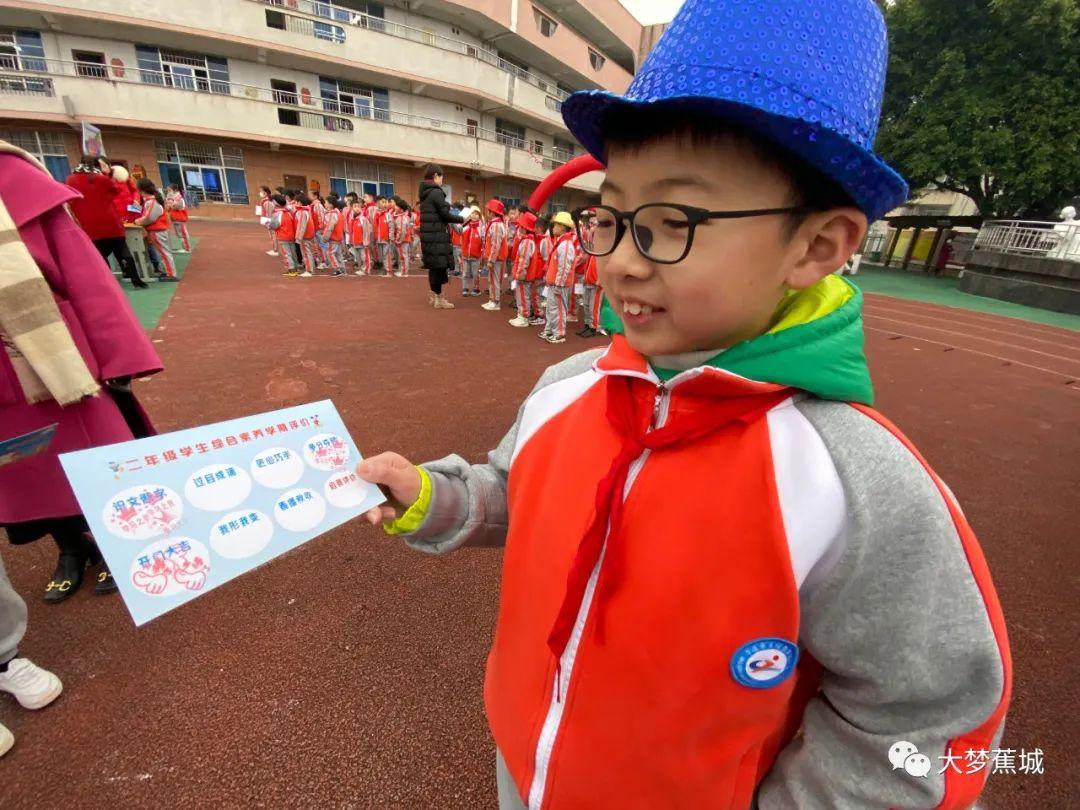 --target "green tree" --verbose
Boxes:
[876,0,1080,219]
